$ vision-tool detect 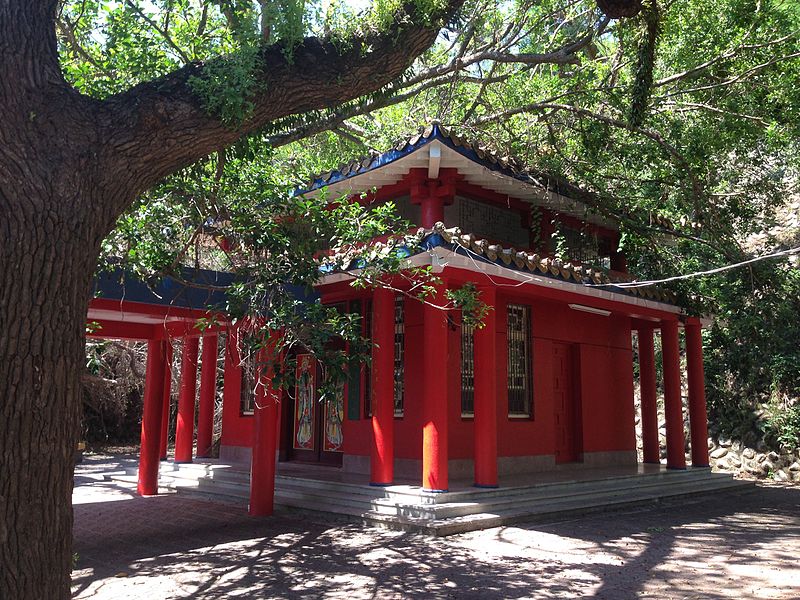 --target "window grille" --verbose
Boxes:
[507,304,532,417]
[461,322,475,416]
[364,299,373,418]
[558,226,612,269]
[394,296,405,417]
[347,300,363,421]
